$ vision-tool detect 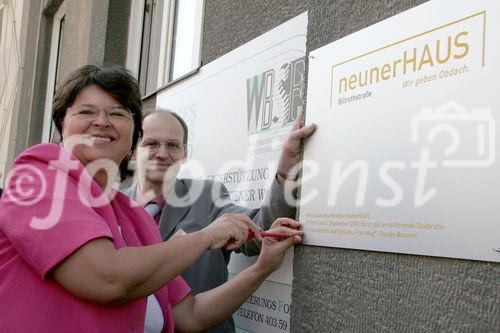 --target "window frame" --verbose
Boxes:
[126,0,204,98]
[169,0,204,82]
[42,2,66,142]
